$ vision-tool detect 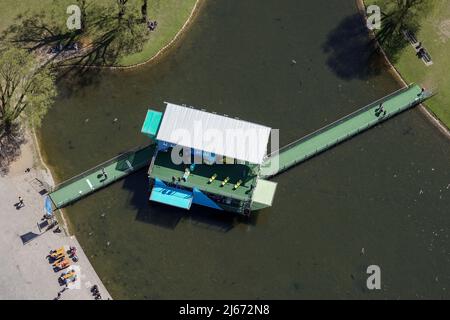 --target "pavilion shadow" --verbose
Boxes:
[120,167,259,231]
